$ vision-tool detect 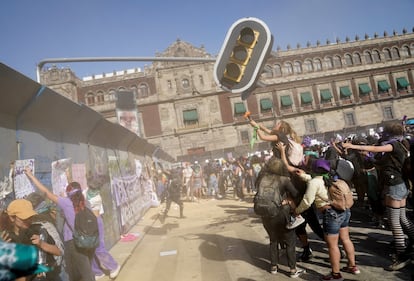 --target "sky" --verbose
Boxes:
[1,0,414,81]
